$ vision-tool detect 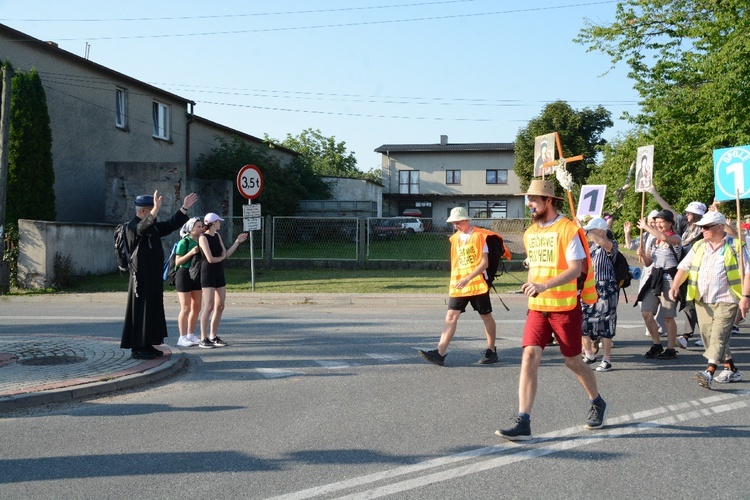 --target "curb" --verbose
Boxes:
[0,349,187,413]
